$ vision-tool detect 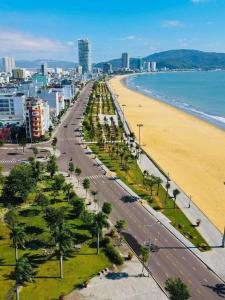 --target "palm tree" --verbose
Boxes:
[54,226,73,279]
[93,212,109,255]
[9,225,26,262]
[165,277,190,300]
[82,178,90,197]
[145,177,156,196]
[143,170,149,184]
[91,190,98,209]
[75,167,82,185]
[68,162,75,177]
[165,182,171,204]
[63,183,74,201]
[154,176,163,196]
[140,245,150,276]
[14,256,33,300]
[173,189,180,209]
